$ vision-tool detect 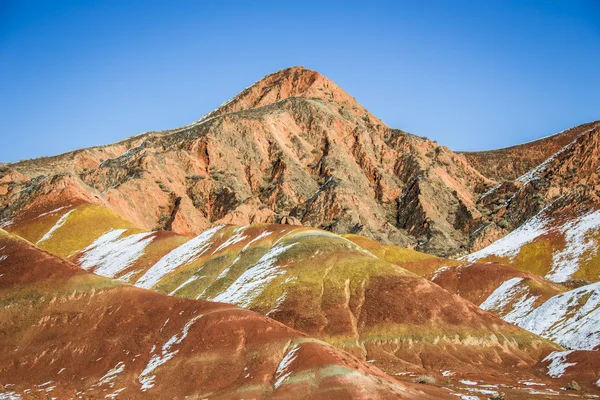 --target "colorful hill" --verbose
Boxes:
[2,203,560,380]
[0,229,451,399]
